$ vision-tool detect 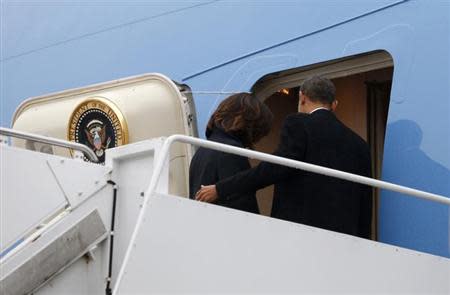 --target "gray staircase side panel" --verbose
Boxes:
[1,210,107,295]
[117,193,450,294]
[0,146,68,254]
